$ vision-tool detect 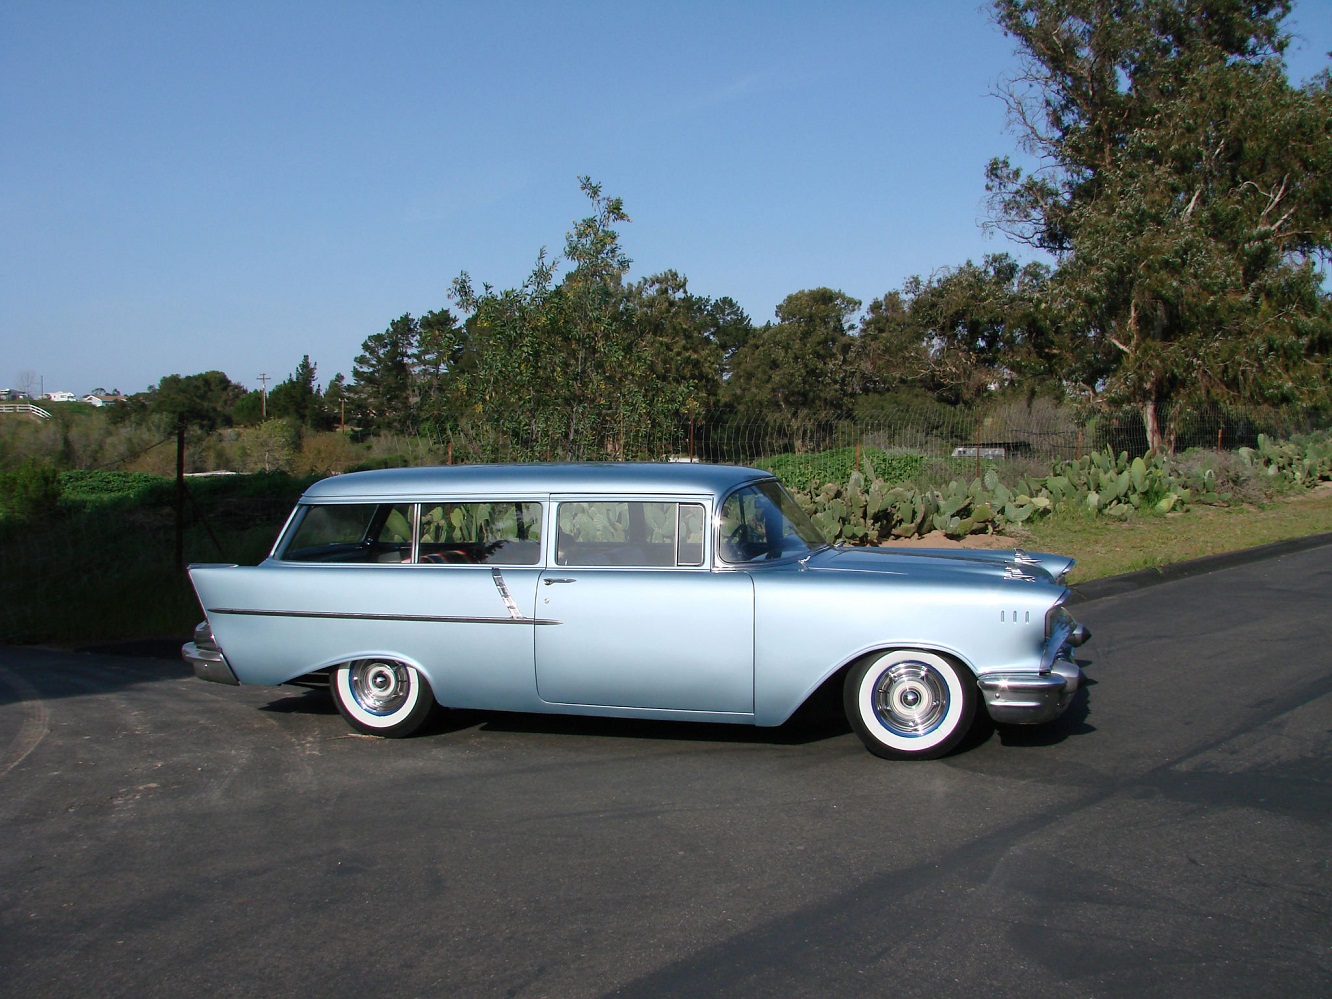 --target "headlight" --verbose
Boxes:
[1044,602,1071,641]
[1044,602,1091,647]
